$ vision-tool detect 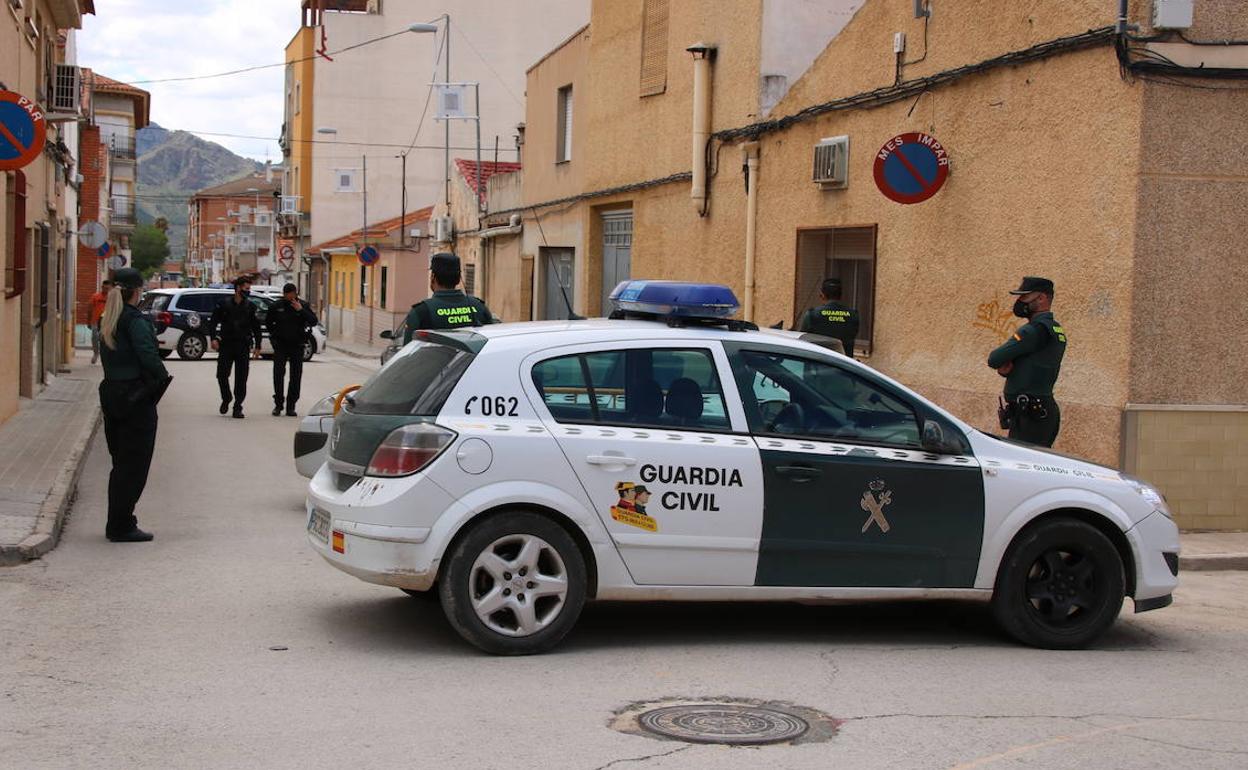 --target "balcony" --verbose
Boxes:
[109,135,137,161]
[110,212,136,230]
